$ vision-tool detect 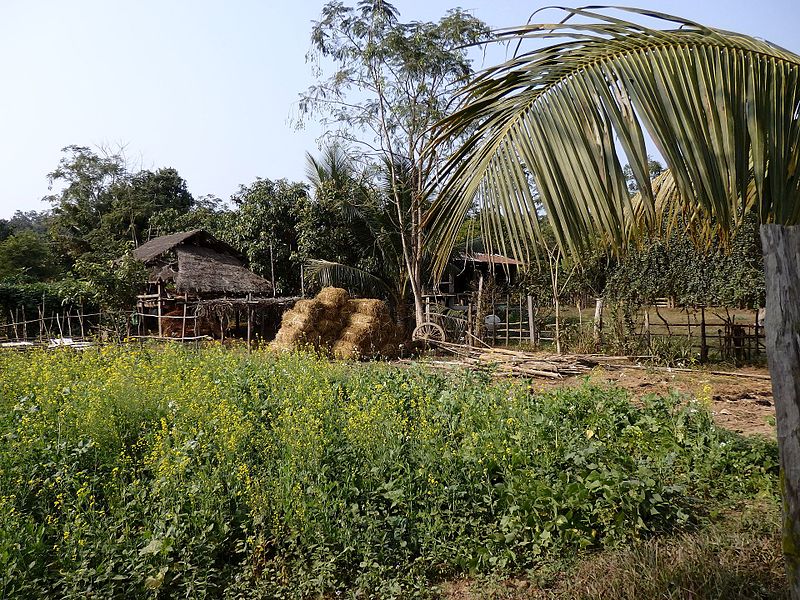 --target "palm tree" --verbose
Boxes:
[303,145,411,324]
[425,7,800,595]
